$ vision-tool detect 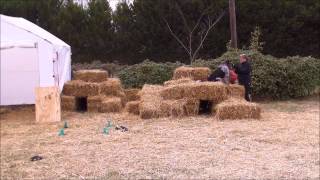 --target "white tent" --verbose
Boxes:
[0,14,72,105]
